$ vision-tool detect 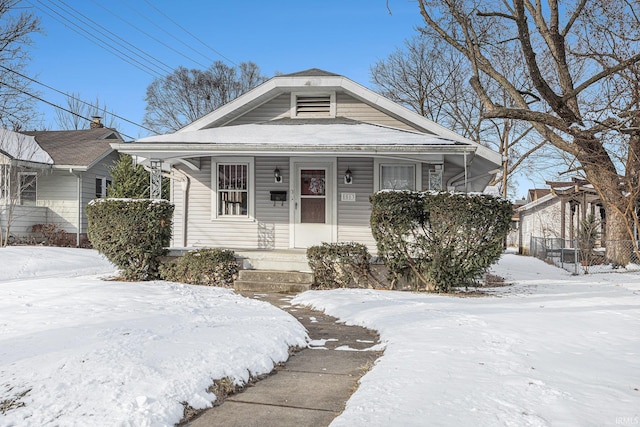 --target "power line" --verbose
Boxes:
[141,0,238,66]
[113,0,216,66]
[0,79,136,140]
[91,0,207,68]
[53,0,176,75]
[0,65,156,134]
[25,0,166,79]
